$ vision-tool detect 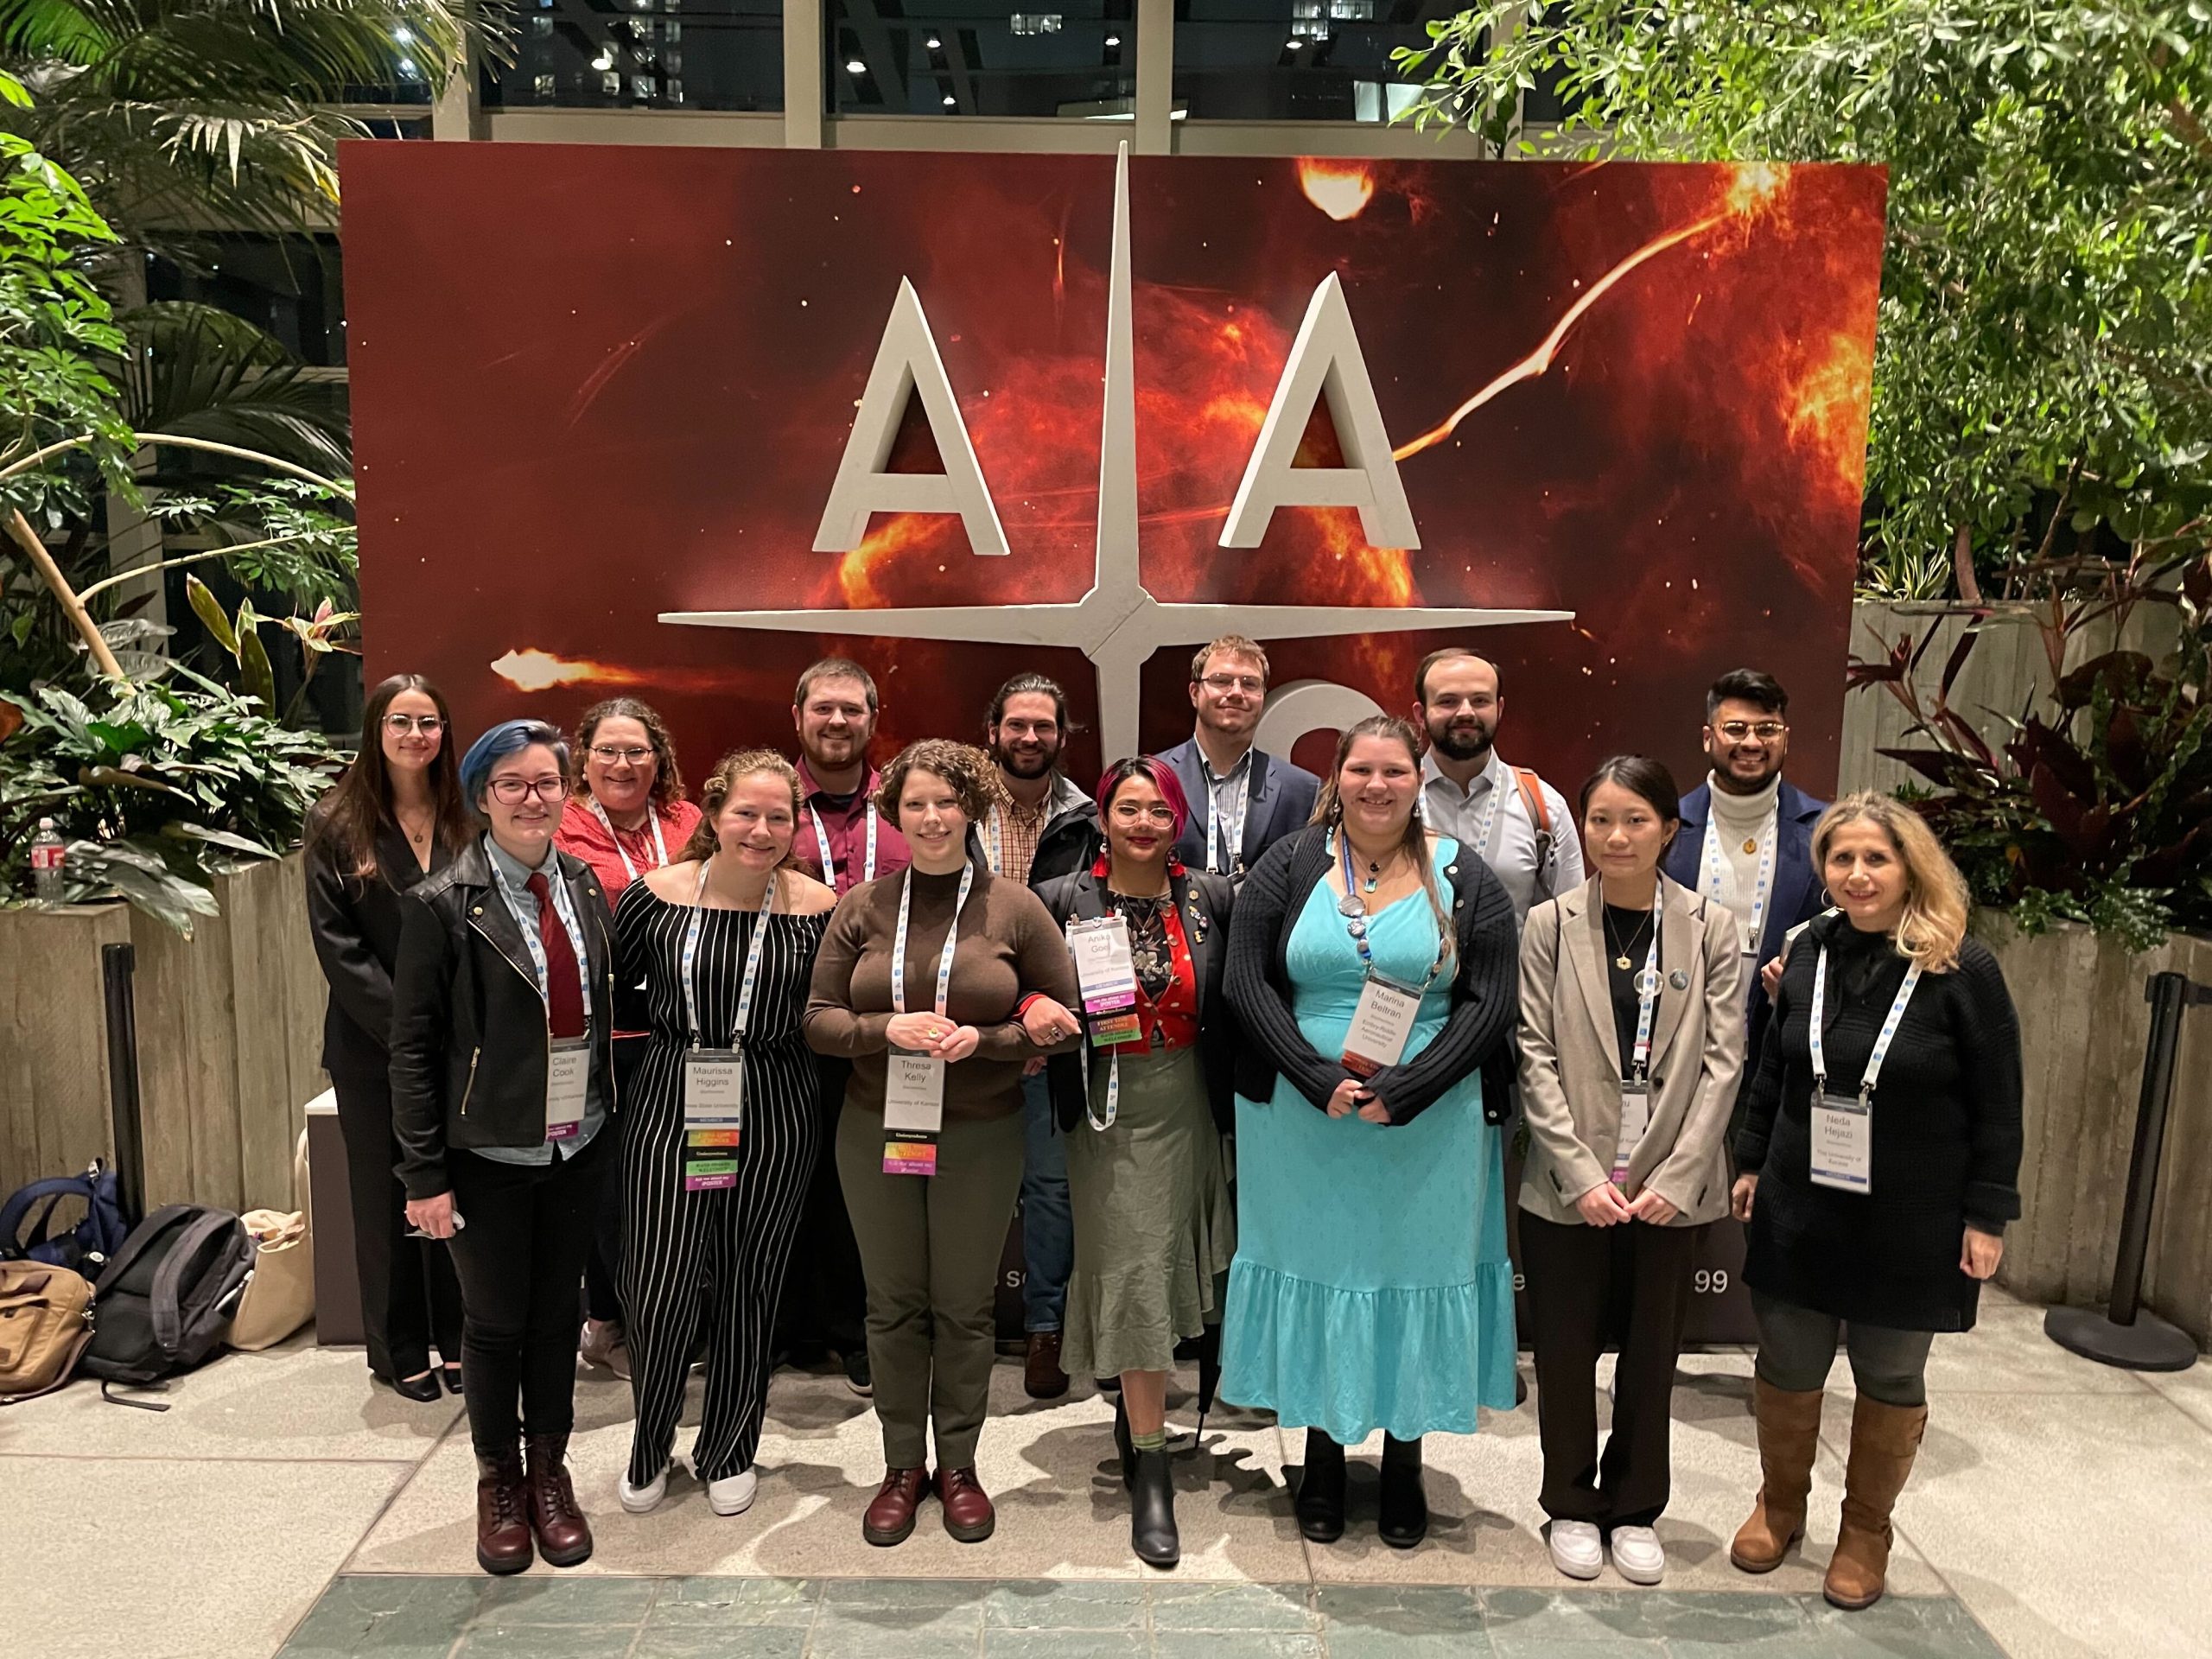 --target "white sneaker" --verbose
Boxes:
[618,1462,668,1514]
[1611,1524,1666,1585]
[705,1466,758,1516]
[1548,1519,1604,1580]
